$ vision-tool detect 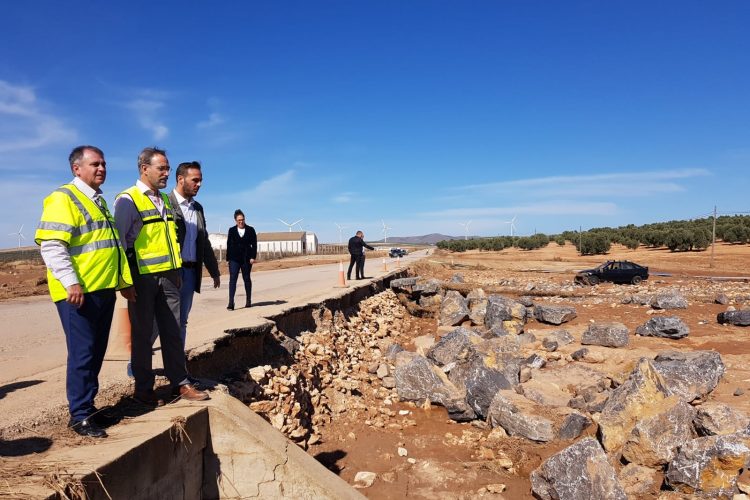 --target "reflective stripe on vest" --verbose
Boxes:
[35,184,133,301]
[118,186,182,274]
